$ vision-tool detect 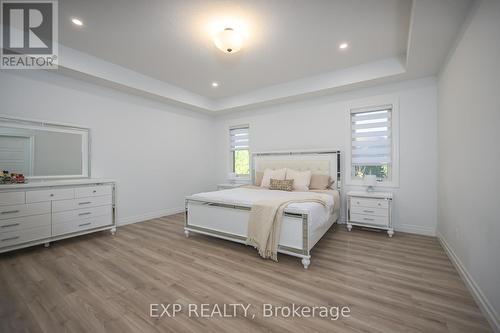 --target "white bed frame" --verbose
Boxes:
[184,150,342,269]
